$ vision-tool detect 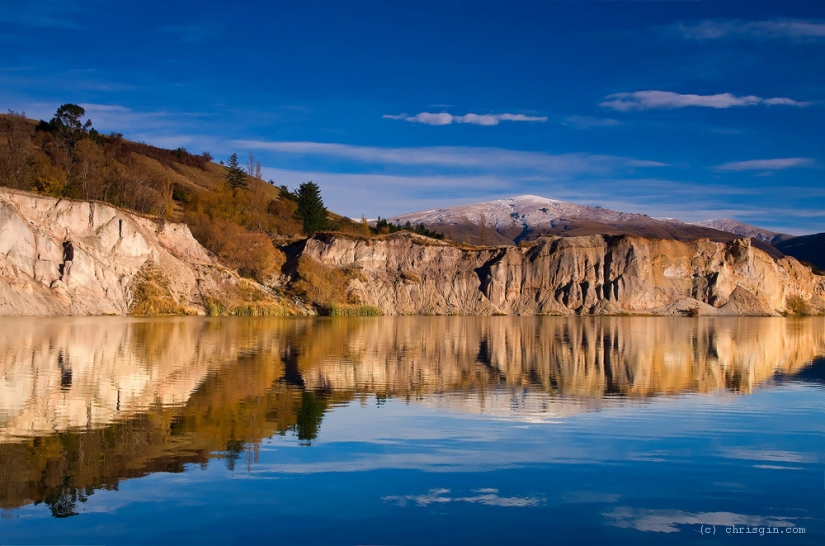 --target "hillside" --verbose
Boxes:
[0,108,372,284]
[776,233,825,271]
